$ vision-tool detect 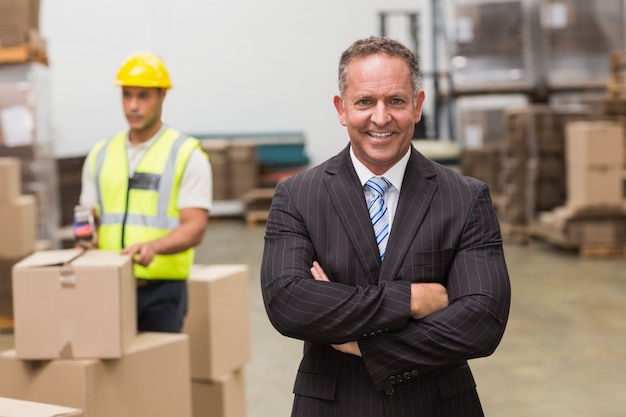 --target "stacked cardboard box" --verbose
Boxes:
[460,145,502,196]
[456,95,528,195]
[0,64,60,246]
[540,0,624,87]
[0,157,36,316]
[0,0,39,48]
[200,139,229,201]
[565,121,624,208]
[532,120,626,254]
[451,0,539,90]
[183,264,251,417]
[199,138,259,203]
[455,95,528,149]
[0,0,46,65]
[229,140,258,200]
[0,249,193,417]
[496,105,588,242]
